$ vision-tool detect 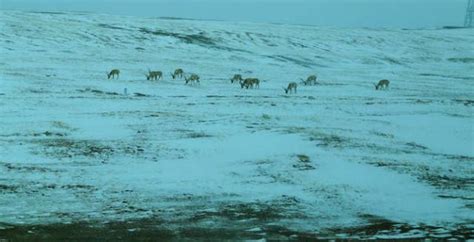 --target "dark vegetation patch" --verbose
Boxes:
[134,92,149,97]
[261,38,277,47]
[366,157,474,194]
[190,203,283,221]
[157,16,195,20]
[381,56,404,65]
[0,182,91,194]
[185,132,212,139]
[1,218,471,240]
[51,121,74,130]
[145,113,161,118]
[405,142,429,150]
[139,27,250,53]
[438,194,474,201]
[266,55,324,68]
[453,99,474,106]
[444,154,474,162]
[293,154,315,170]
[30,139,146,160]
[61,184,97,191]
[296,154,310,163]
[97,23,128,31]
[173,129,213,139]
[189,197,304,223]
[371,131,395,139]
[428,153,474,163]
[329,213,397,236]
[0,221,175,242]
[0,184,20,193]
[447,57,474,63]
[178,227,263,240]
[32,131,67,137]
[30,11,66,15]
[312,133,429,156]
[27,88,53,94]
[249,164,296,184]
[206,95,226,98]
[326,214,473,240]
[144,111,184,118]
[442,26,466,29]
[1,163,61,173]
[310,133,350,148]
[410,98,433,104]
[0,182,98,194]
[160,193,211,203]
[0,131,67,138]
[139,28,216,46]
[77,88,119,96]
[419,174,474,189]
[288,128,434,157]
[418,73,472,80]
[367,159,409,168]
[288,40,307,48]
[102,203,150,214]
